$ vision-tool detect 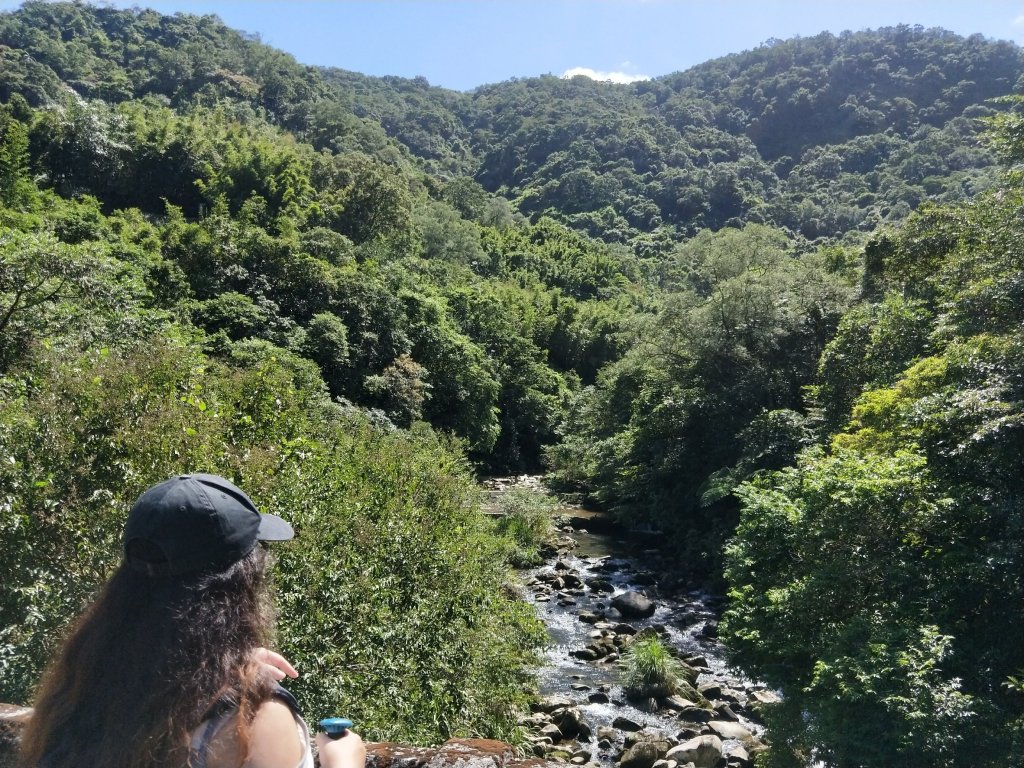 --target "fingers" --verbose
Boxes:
[252,647,299,680]
[316,731,366,768]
